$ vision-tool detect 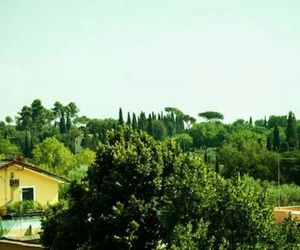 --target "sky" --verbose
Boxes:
[0,0,300,123]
